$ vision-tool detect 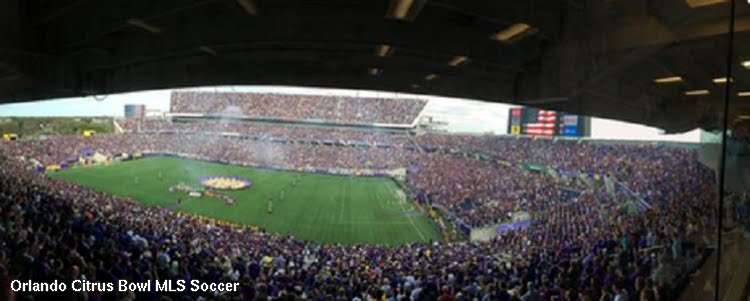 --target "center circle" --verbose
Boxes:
[199,176,252,190]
